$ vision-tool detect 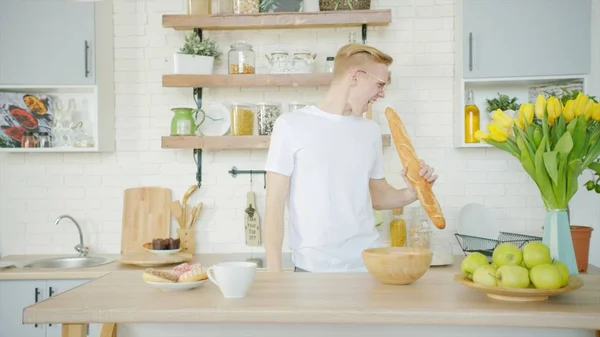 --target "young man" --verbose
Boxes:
[264,44,438,273]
